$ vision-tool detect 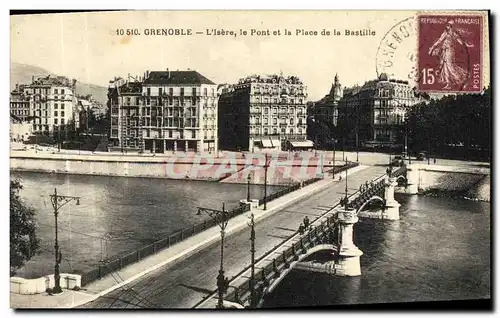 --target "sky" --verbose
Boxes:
[10,10,490,100]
